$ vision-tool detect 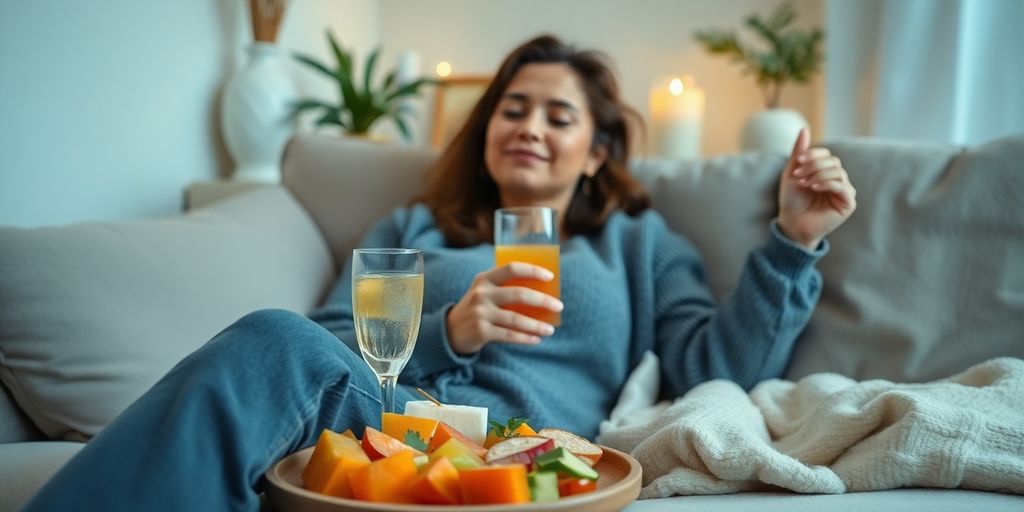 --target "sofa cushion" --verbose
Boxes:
[623,489,1024,512]
[787,135,1024,382]
[282,135,439,266]
[630,153,785,301]
[0,187,334,440]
